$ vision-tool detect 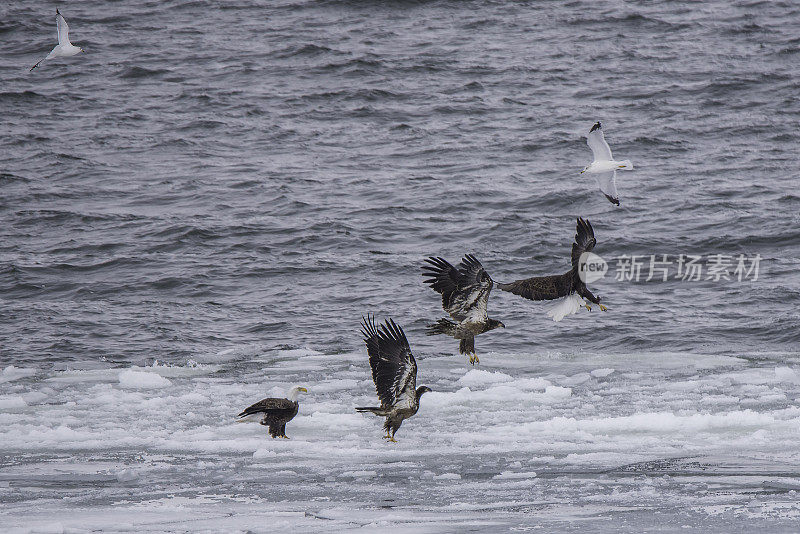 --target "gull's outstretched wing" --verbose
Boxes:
[594,170,619,205]
[30,54,48,71]
[56,9,70,46]
[361,316,417,411]
[587,122,612,162]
